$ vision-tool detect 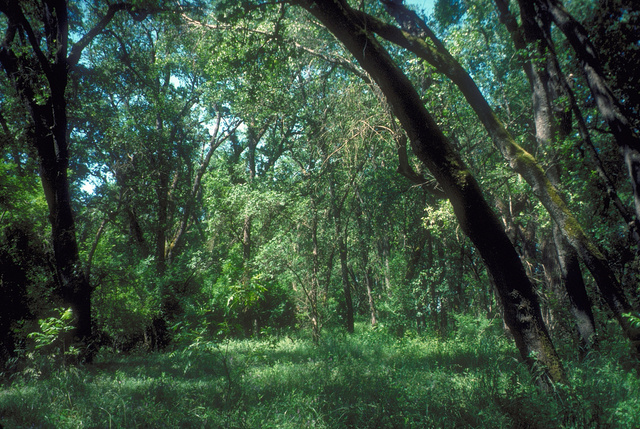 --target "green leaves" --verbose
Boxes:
[624,312,640,329]
[227,273,268,312]
[28,308,74,351]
